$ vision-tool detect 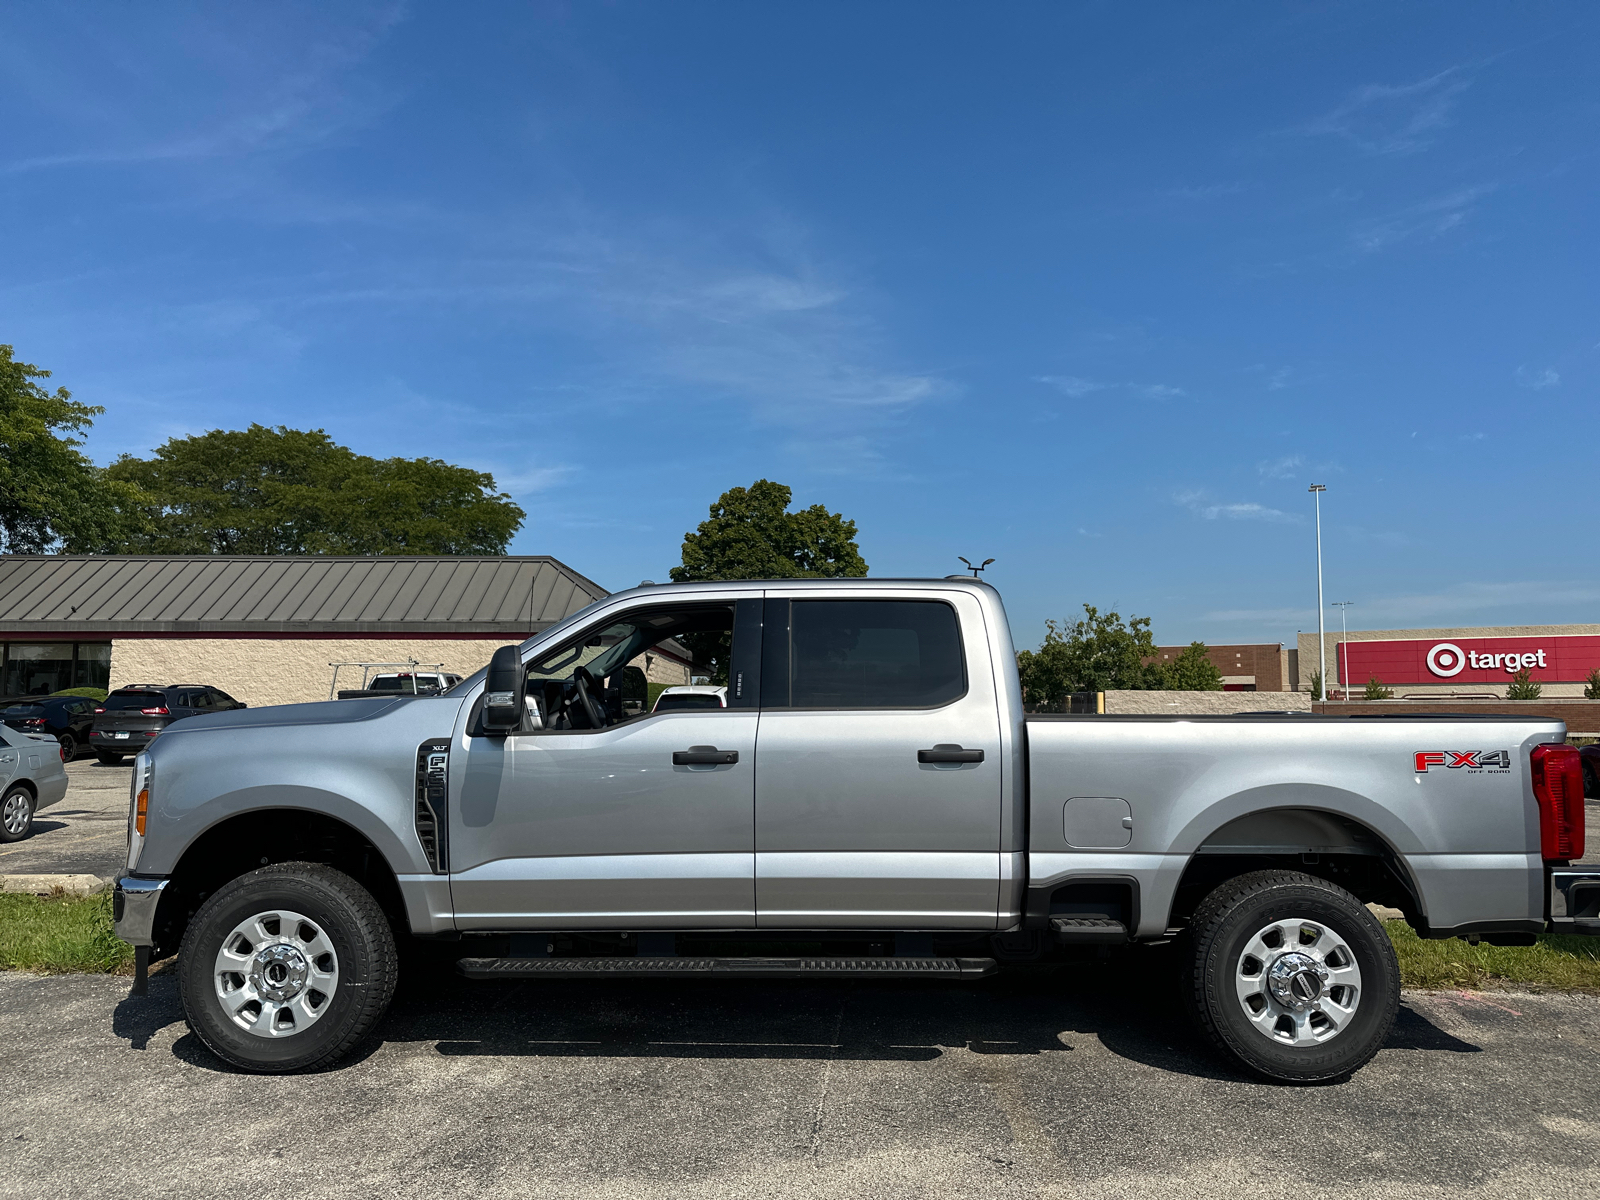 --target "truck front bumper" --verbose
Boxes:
[1549,867,1600,935]
[113,876,169,946]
